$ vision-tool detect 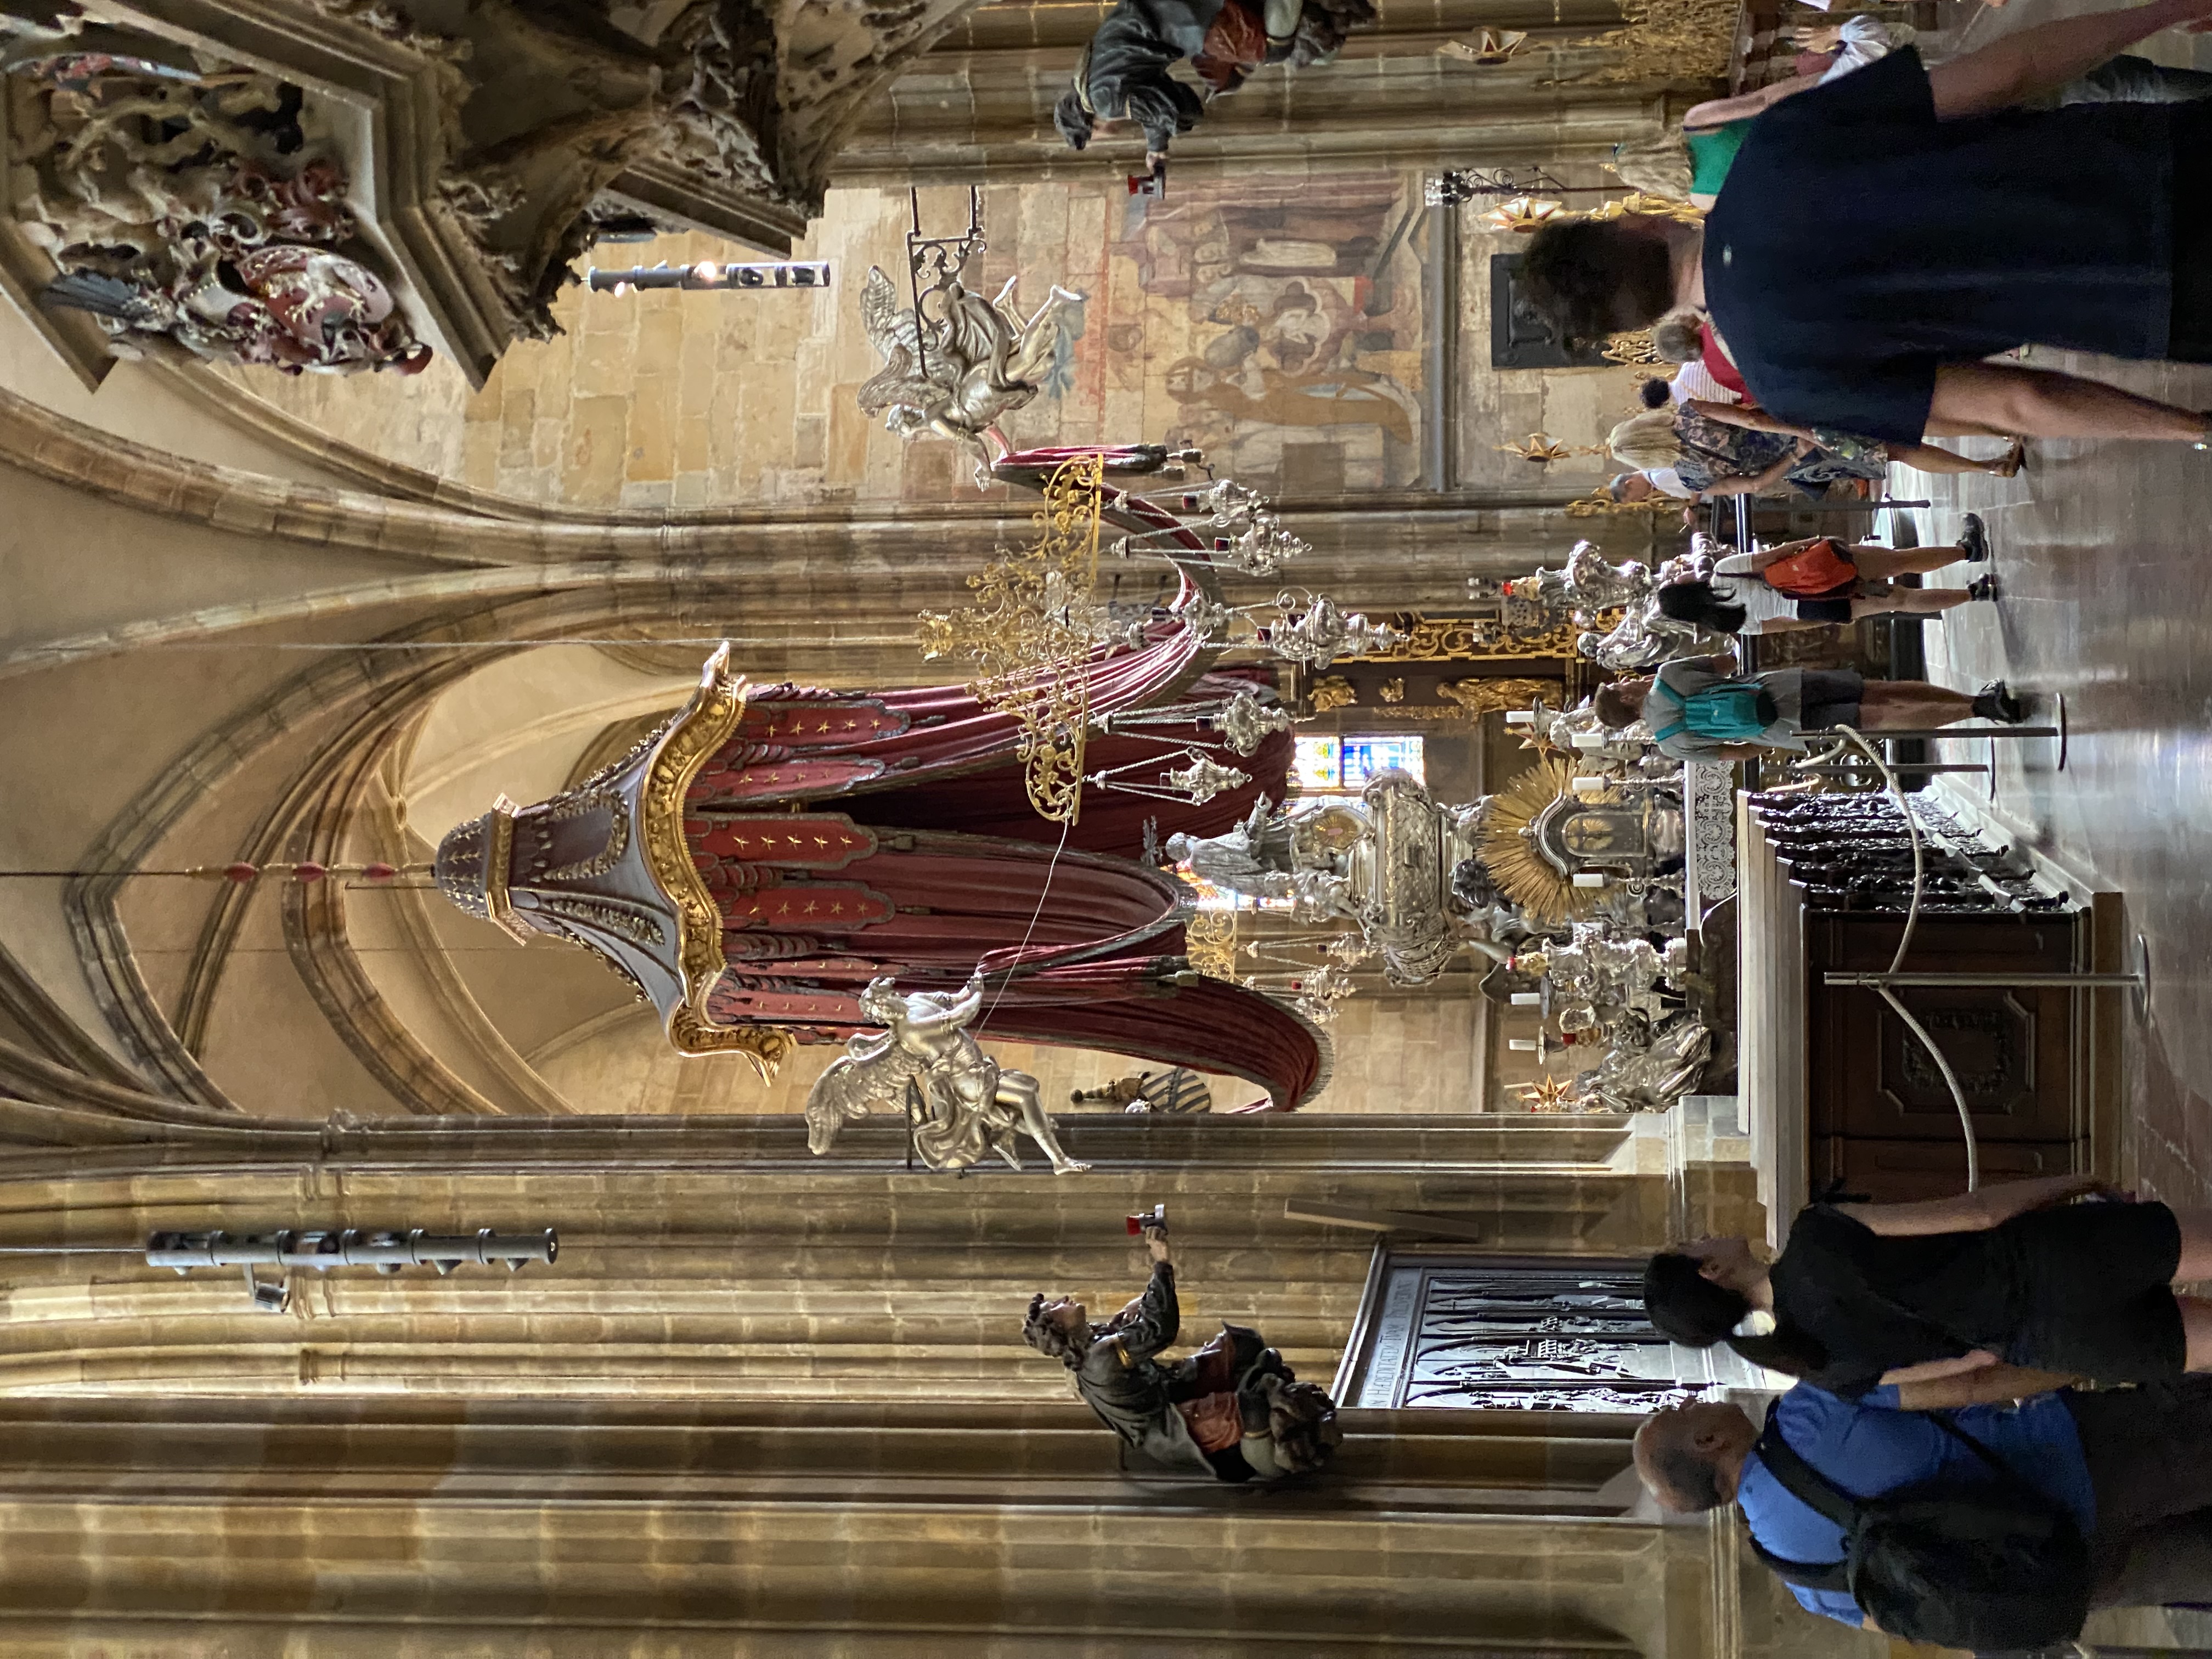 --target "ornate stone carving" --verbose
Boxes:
[1599,328,1662,365]
[1494,431,1600,464]
[1309,675,1356,713]
[4,0,988,374]
[1435,677,1551,720]
[1681,759,1737,915]
[296,0,471,66]
[8,52,431,374]
[1565,0,1736,88]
